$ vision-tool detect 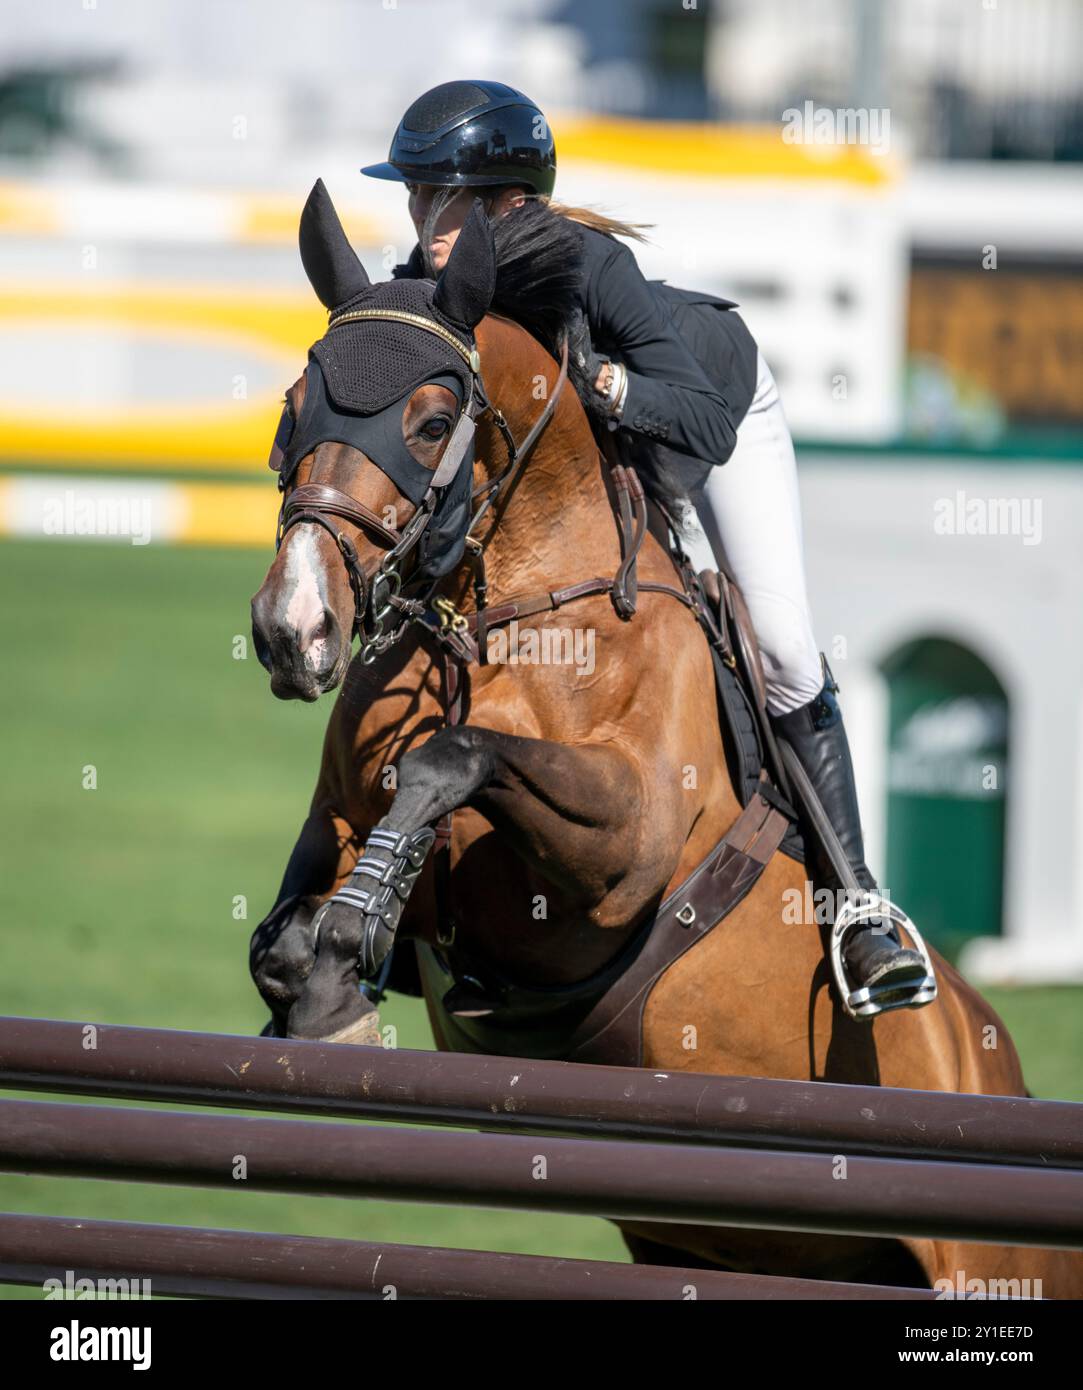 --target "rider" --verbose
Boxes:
[361,79,933,1017]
